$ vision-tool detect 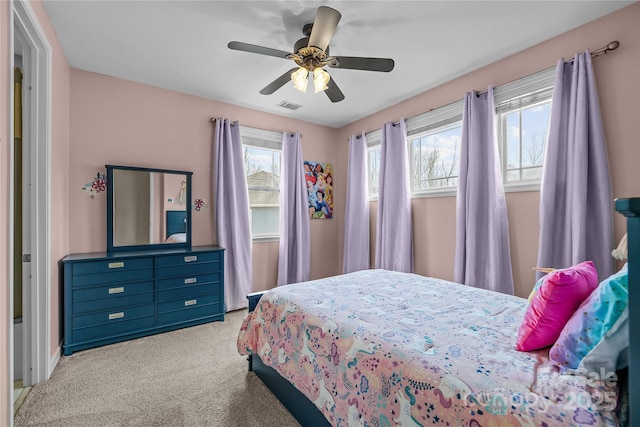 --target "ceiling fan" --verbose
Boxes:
[228,6,395,103]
